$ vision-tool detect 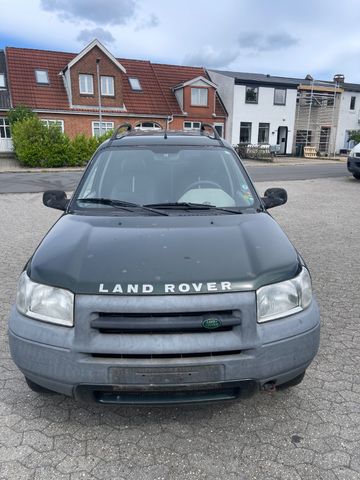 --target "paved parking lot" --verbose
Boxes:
[0,175,359,480]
